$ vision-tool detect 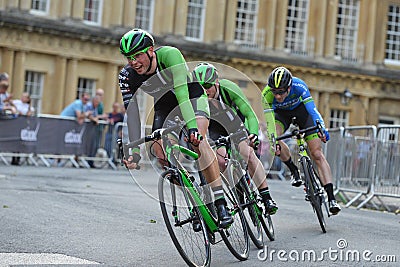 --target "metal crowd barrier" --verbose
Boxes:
[331,126,377,208]
[356,126,400,210]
